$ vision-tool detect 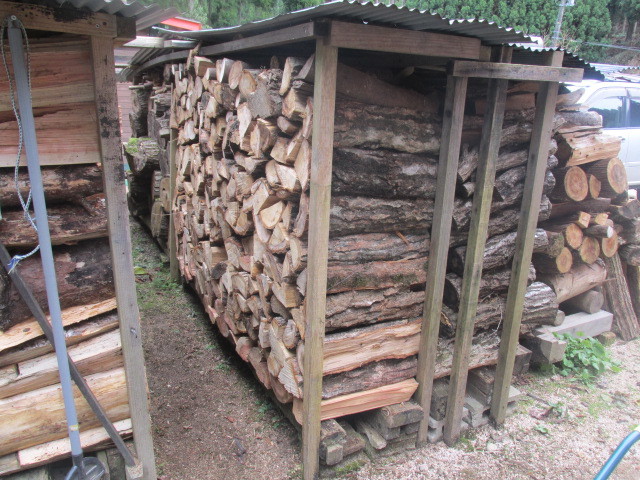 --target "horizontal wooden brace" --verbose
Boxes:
[199,21,318,57]
[451,60,583,82]
[0,1,118,38]
[327,20,481,60]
